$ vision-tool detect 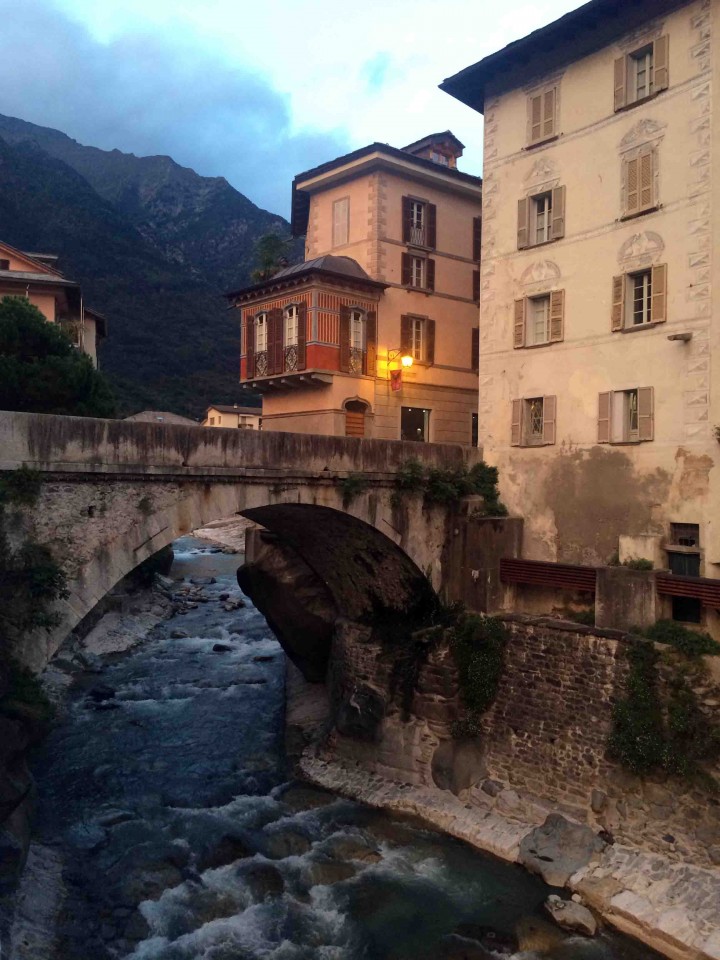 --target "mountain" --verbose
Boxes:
[0,114,299,417]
